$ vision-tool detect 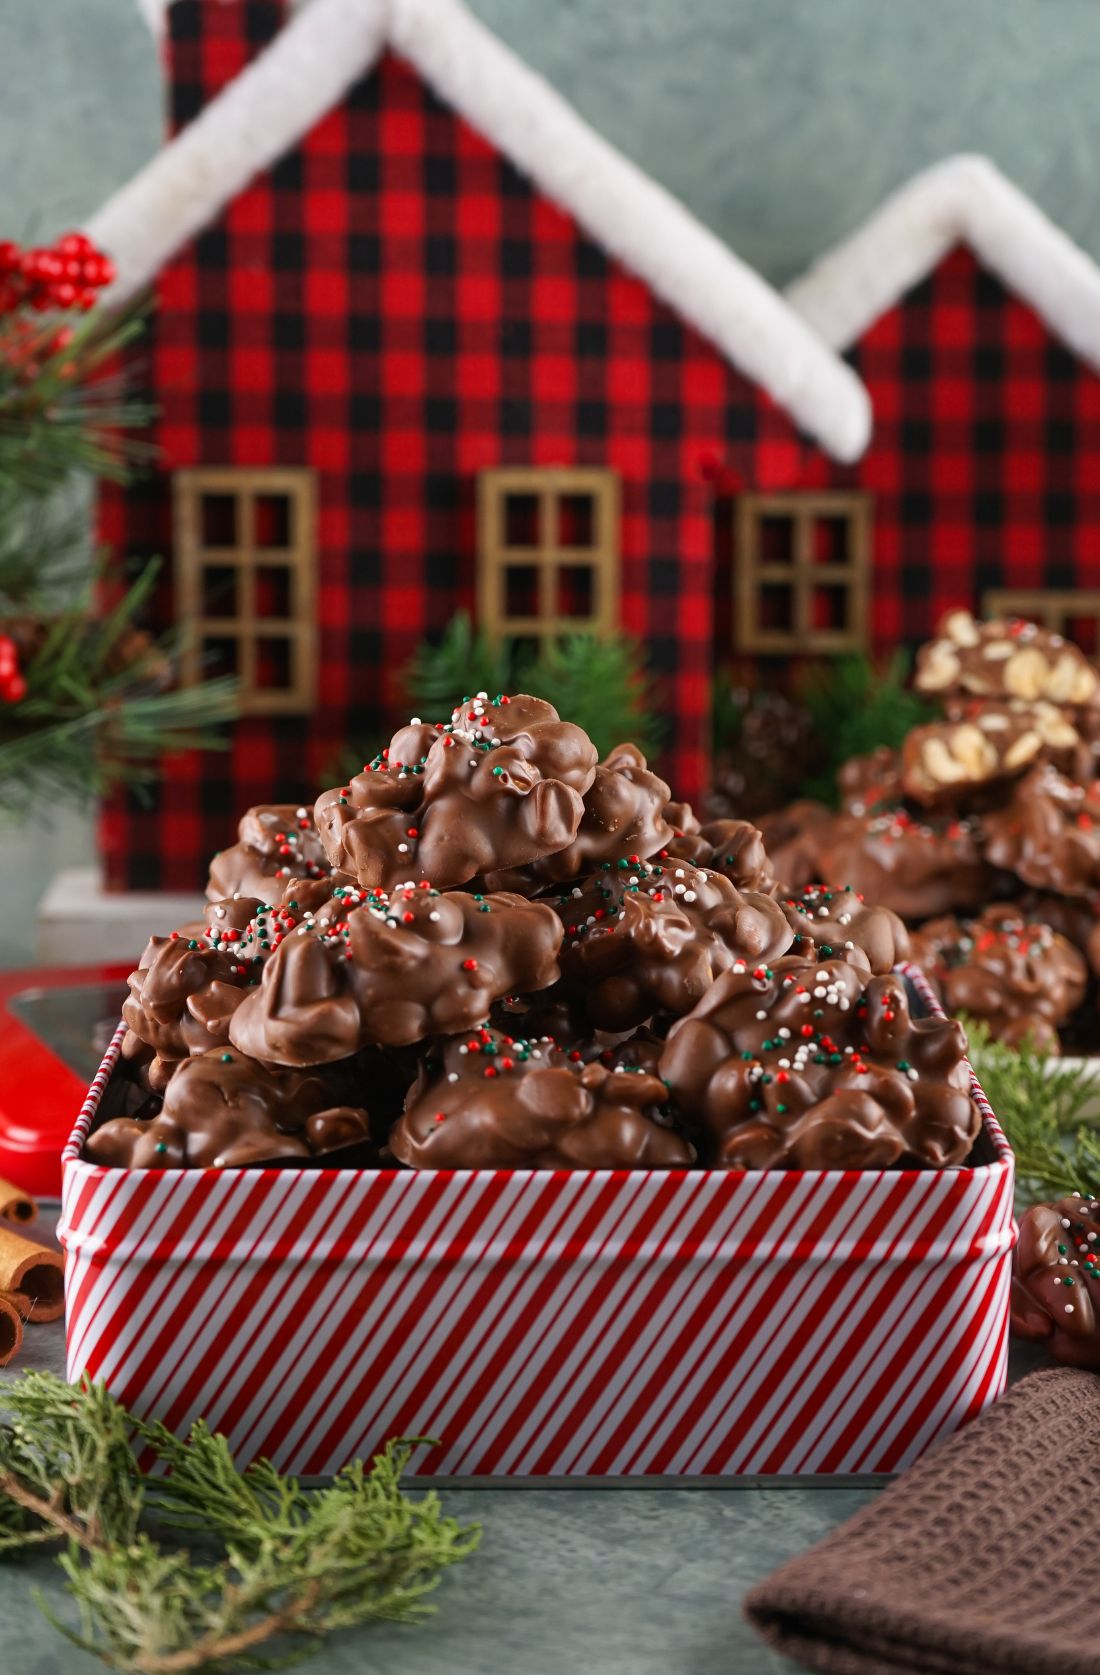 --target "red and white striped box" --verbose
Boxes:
[59,968,1015,1479]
